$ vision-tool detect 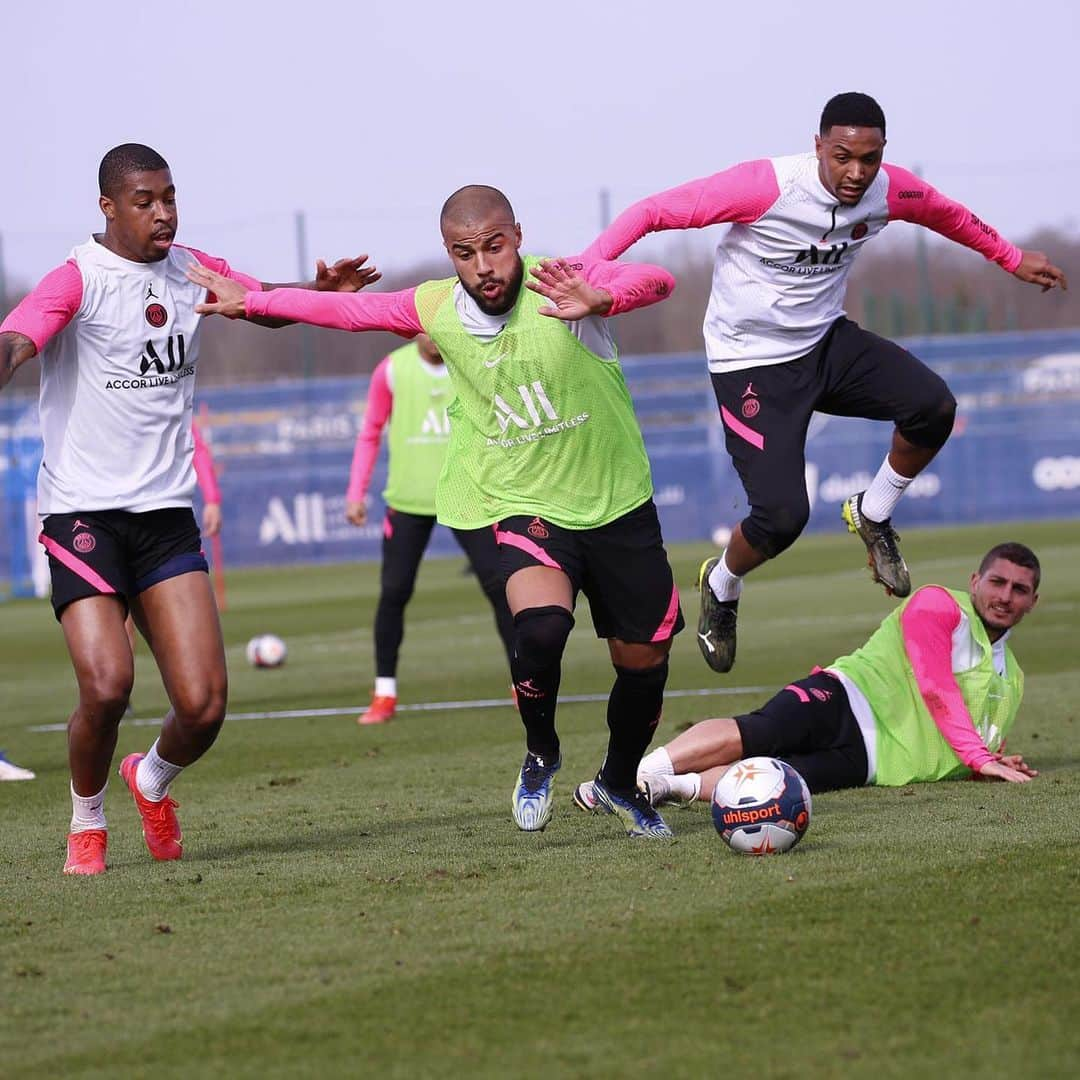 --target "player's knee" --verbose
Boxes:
[172,680,228,737]
[614,658,669,691]
[899,386,957,450]
[513,606,574,670]
[77,663,133,722]
[379,581,416,610]
[745,500,810,559]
